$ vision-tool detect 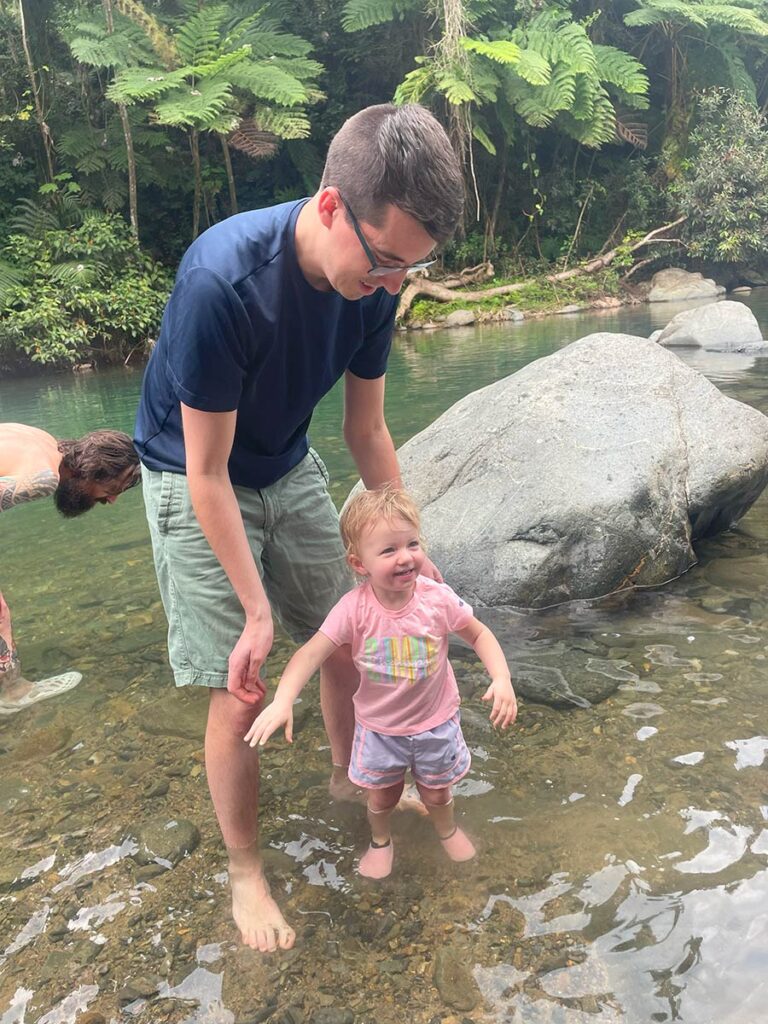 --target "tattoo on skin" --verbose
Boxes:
[0,634,20,678]
[0,470,58,512]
